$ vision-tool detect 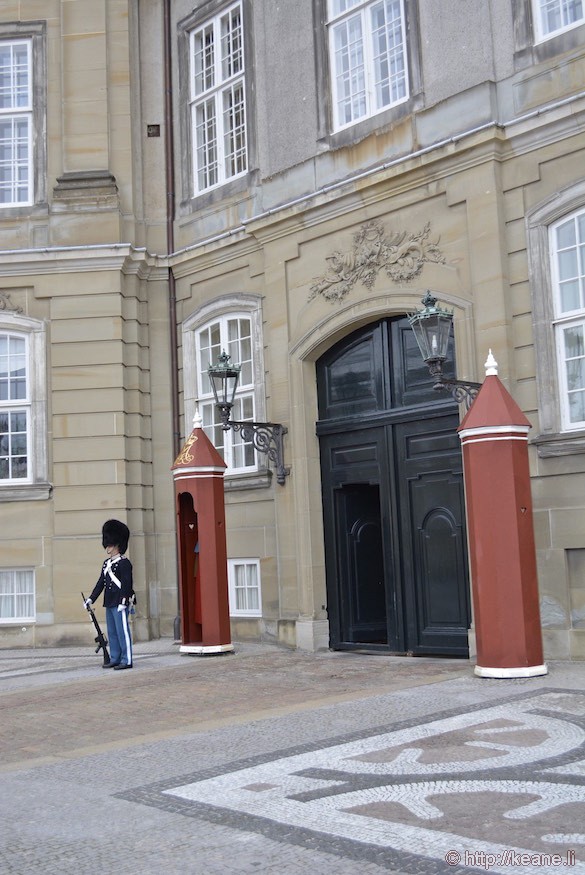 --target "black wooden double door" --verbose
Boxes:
[317,318,470,656]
